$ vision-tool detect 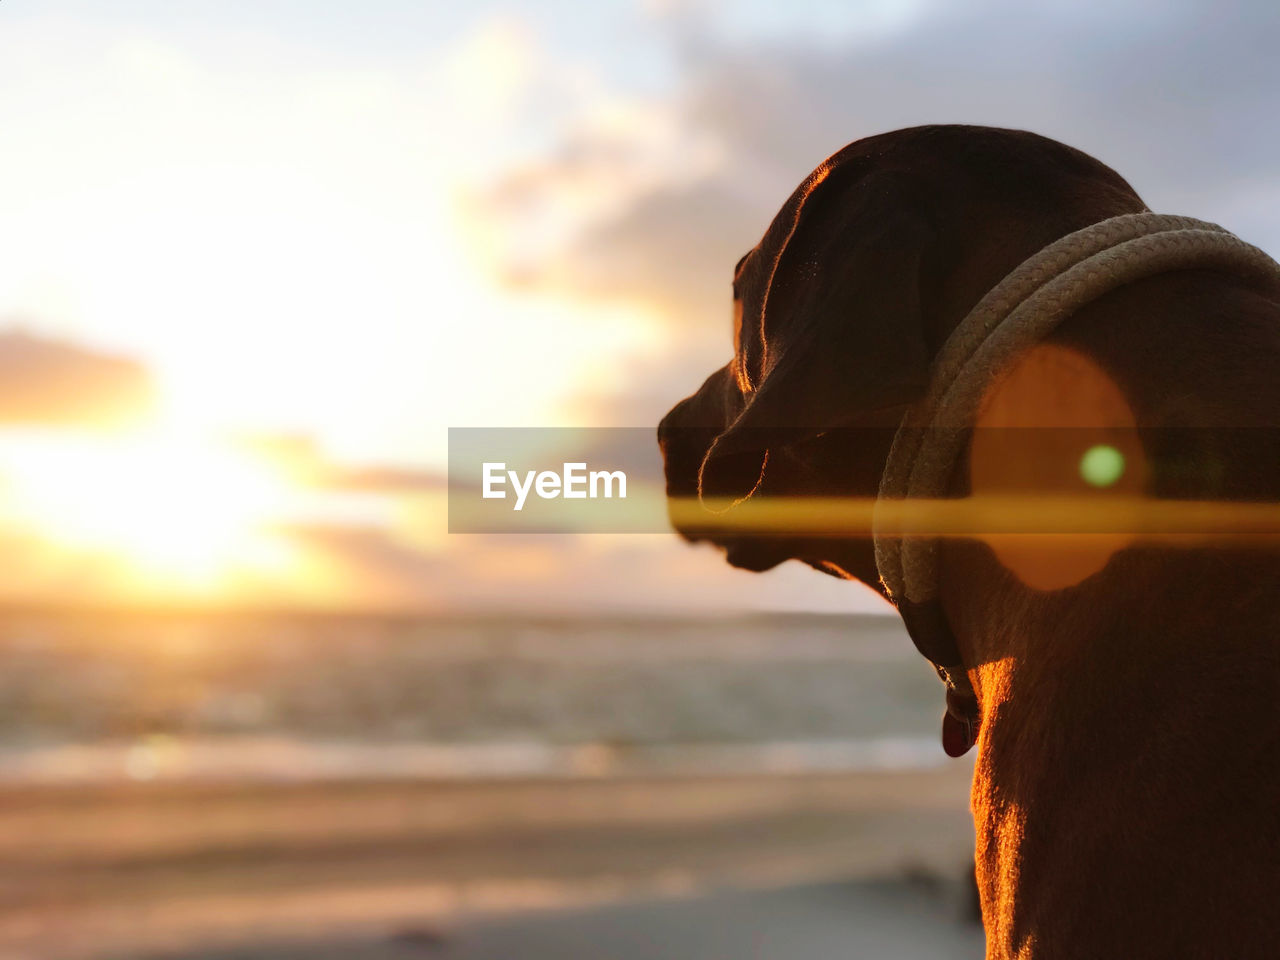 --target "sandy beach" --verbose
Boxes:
[0,765,980,959]
[160,880,986,960]
[0,612,984,957]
